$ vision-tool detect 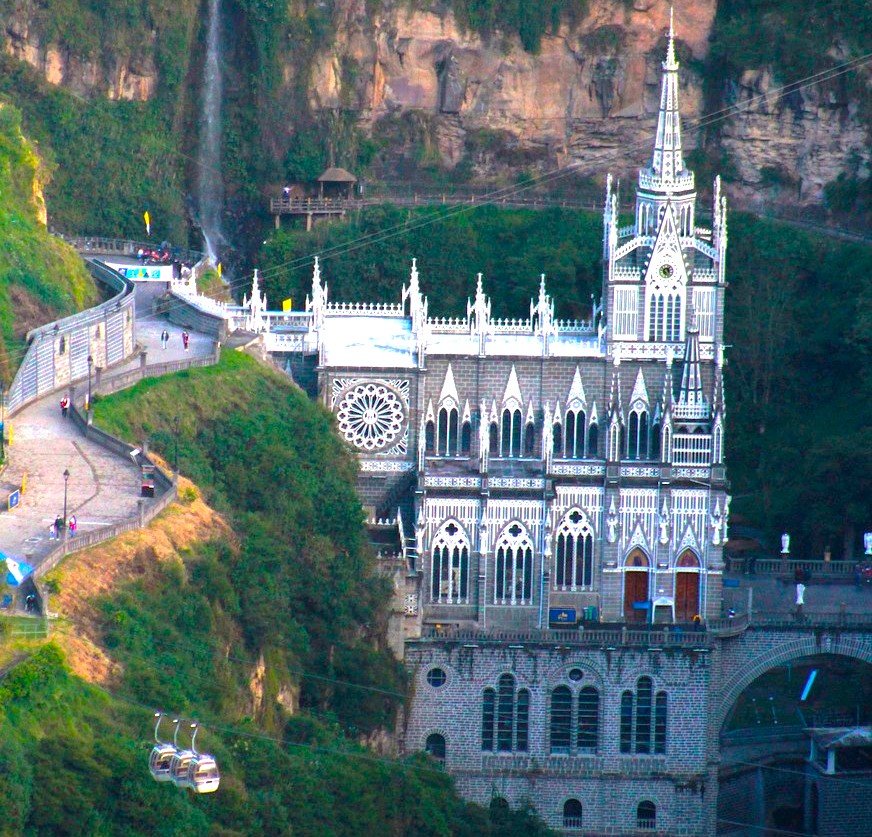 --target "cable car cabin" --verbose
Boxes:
[169,749,196,789]
[141,464,156,498]
[148,743,177,782]
[187,754,220,793]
